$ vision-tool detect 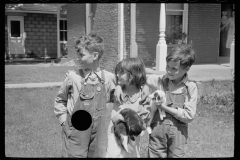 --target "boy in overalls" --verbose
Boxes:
[54,33,116,158]
[146,46,198,158]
